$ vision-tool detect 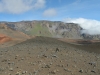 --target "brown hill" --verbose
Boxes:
[0,23,30,39]
[0,23,31,47]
